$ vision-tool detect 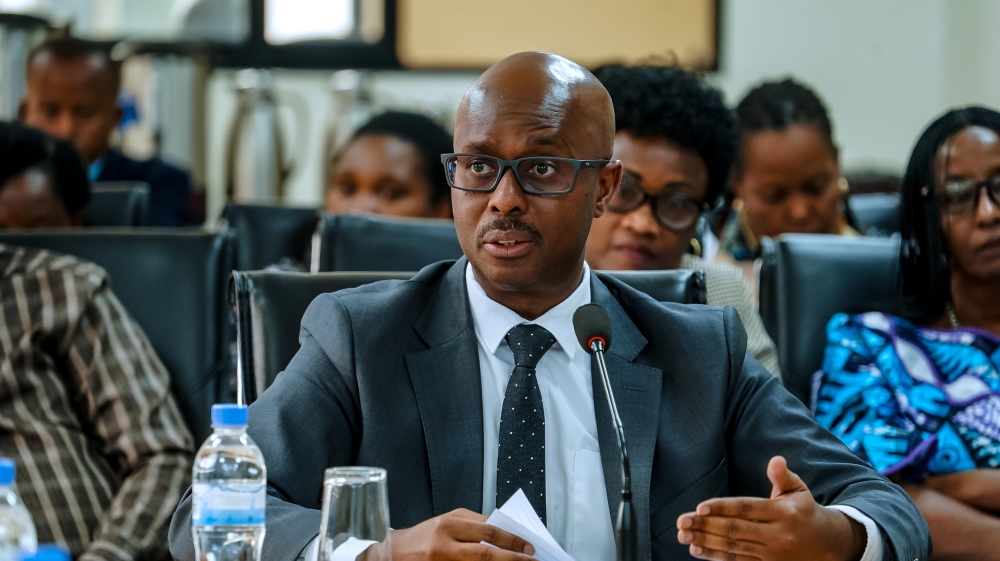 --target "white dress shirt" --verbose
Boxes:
[467,262,616,561]
[300,262,884,561]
